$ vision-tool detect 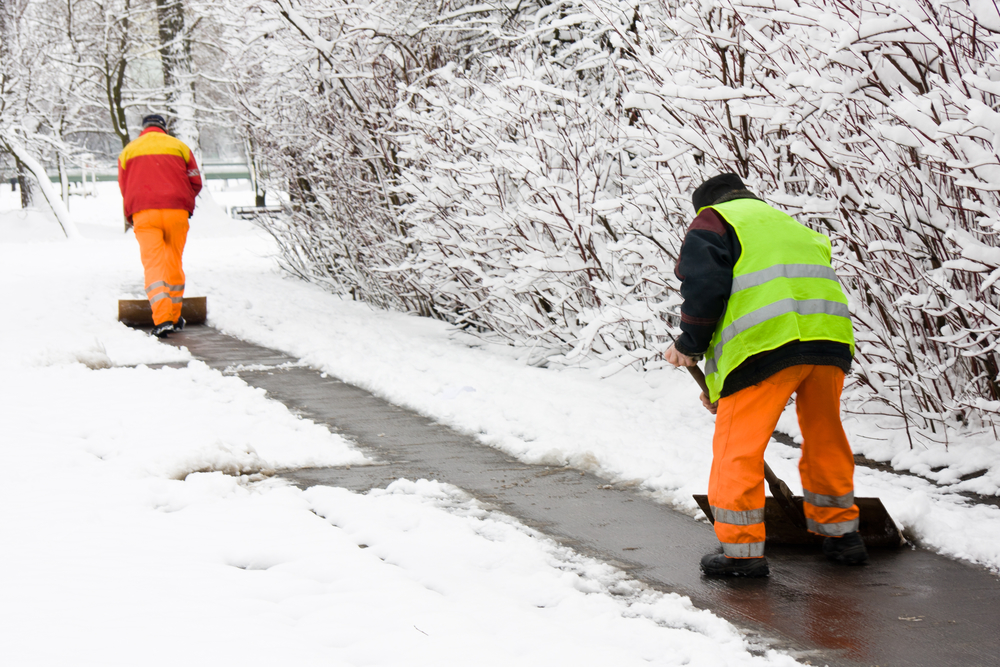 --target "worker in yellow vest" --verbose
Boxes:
[664,173,866,577]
